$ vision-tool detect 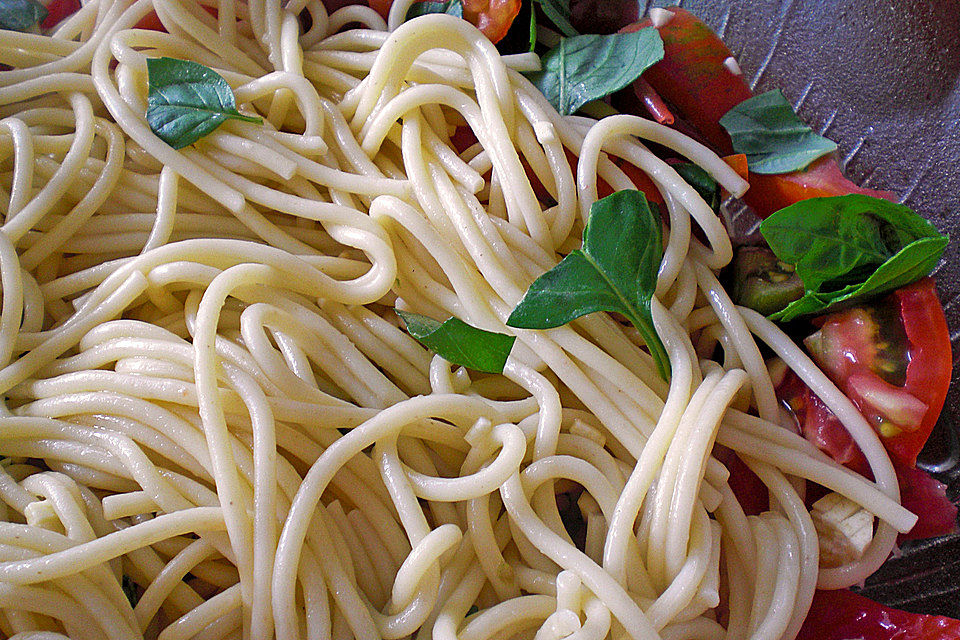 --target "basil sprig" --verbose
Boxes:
[0,0,47,31]
[760,194,949,321]
[405,0,463,20]
[719,90,837,175]
[146,57,262,150]
[507,190,670,379]
[528,27,663,116]
[397,311,516,374]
